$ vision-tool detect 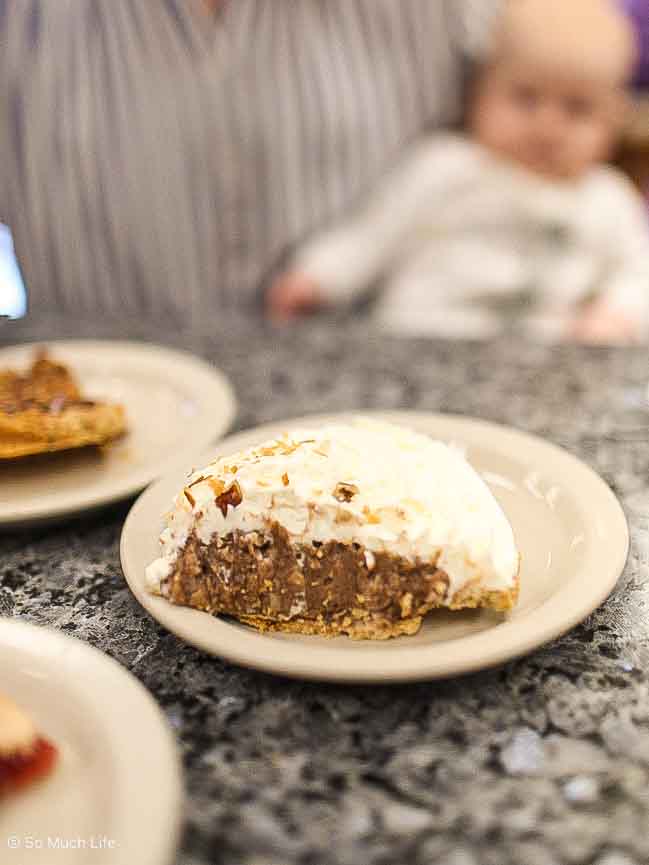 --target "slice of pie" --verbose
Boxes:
[0,695,58,796]
[0,350,127,459]
[146,419,520,639]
